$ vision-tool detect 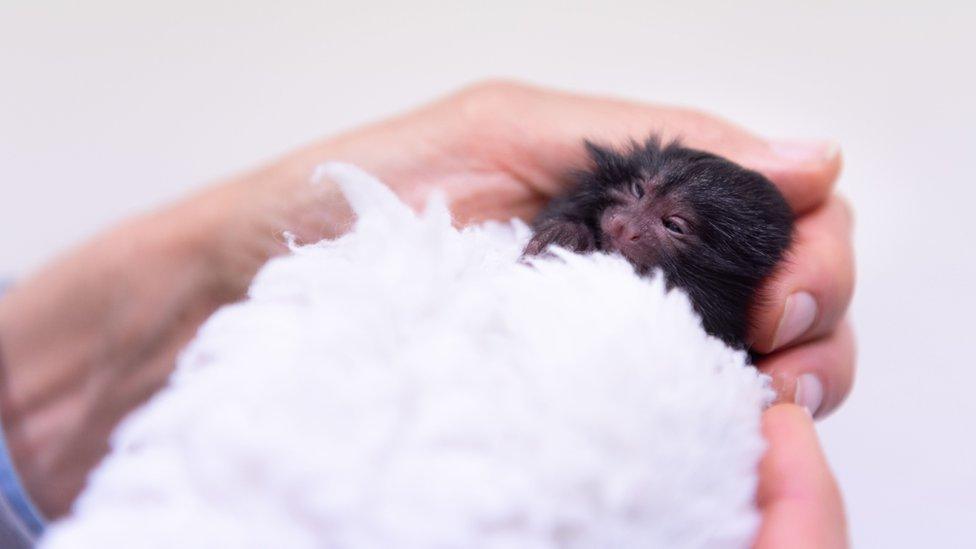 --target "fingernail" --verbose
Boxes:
[770,139,839,163]
[772,291,818,351]
[795,373,824,418]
